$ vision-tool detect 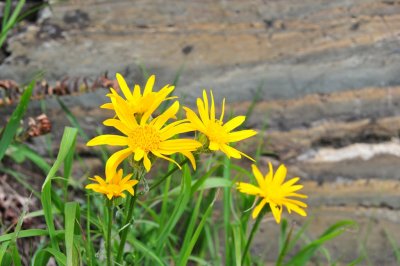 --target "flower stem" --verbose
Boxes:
[149,158,189,191]
[106,199,113,266]
[116,194,137,264]
[241,213,263,265]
